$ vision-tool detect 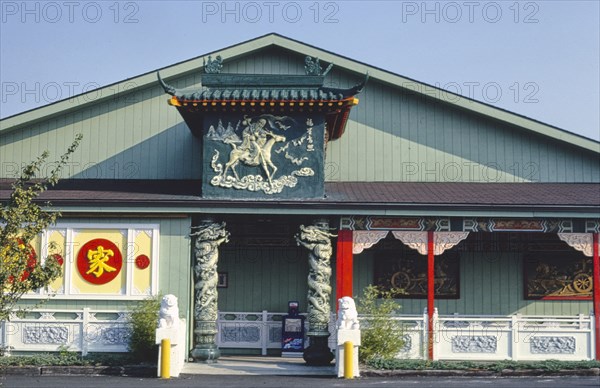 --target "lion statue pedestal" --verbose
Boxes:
[155,294,187,378]
[335,297,361,378]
